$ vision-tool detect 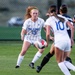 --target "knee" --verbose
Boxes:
[56,58,63,63]
[20,49,27,56]
[39,49,44,53]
